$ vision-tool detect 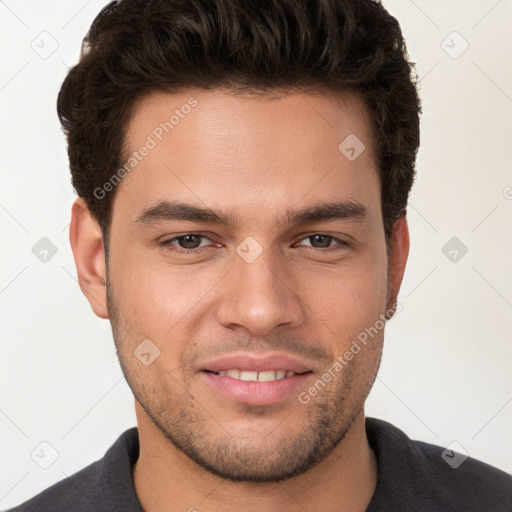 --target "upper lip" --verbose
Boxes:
[200,352,313,374]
